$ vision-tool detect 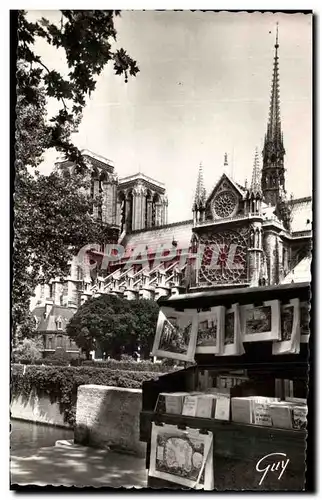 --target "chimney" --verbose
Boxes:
[45,299,53,318]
